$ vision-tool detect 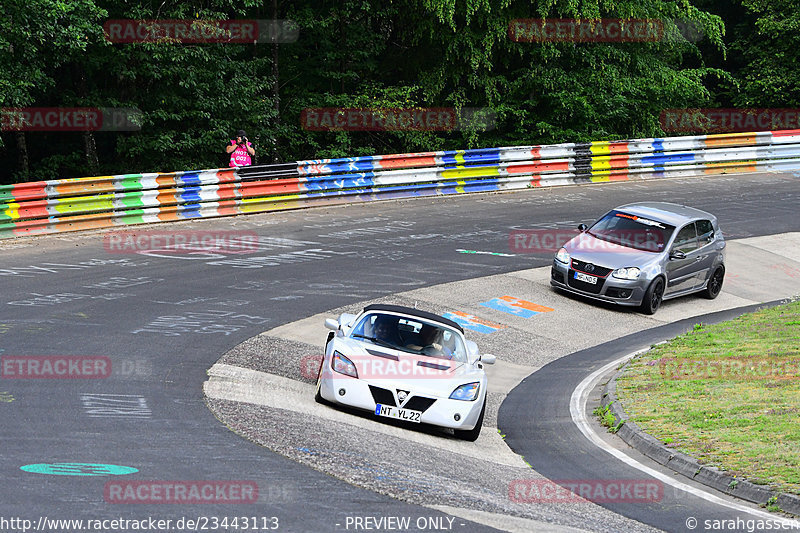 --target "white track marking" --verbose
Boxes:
[570,350,798,524]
